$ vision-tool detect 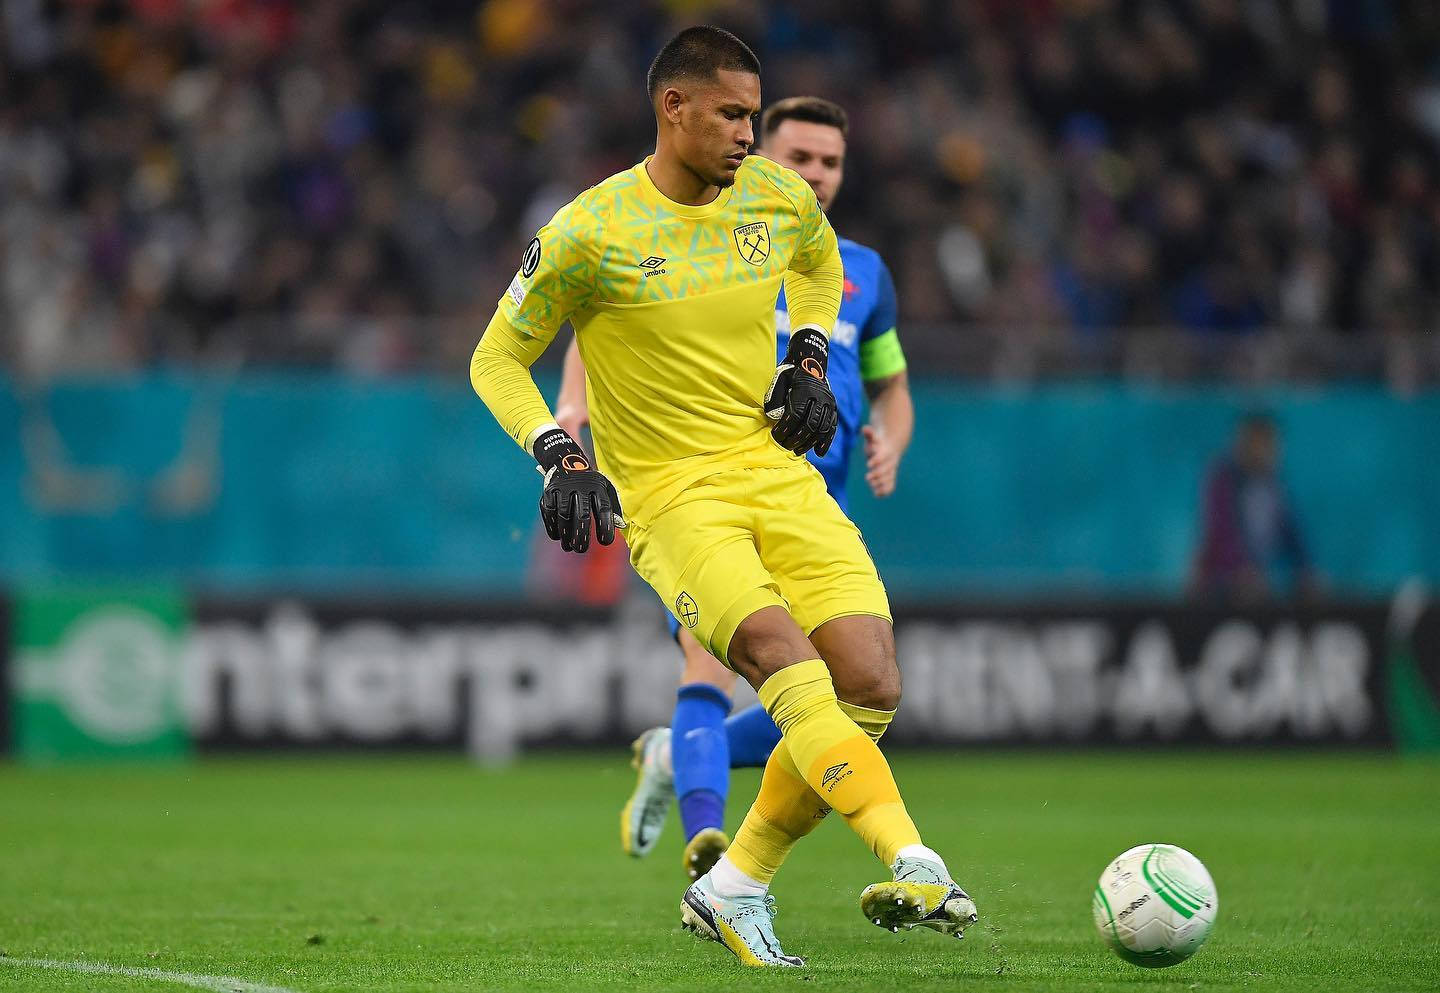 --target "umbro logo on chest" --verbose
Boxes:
[638,256,668,278]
